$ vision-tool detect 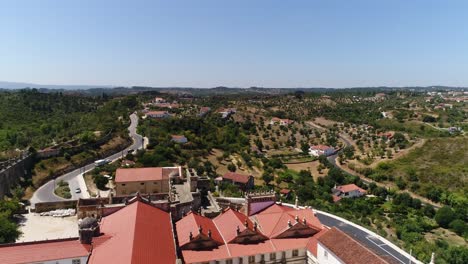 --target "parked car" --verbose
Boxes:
[75,188,81,193]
